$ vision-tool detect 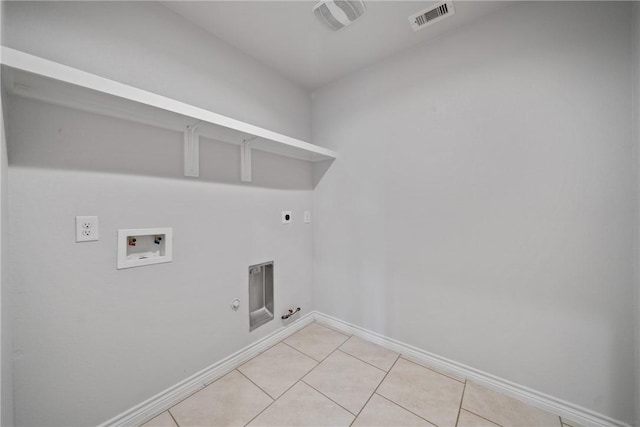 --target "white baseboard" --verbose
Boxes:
[98,312,315,427]
[100,311,629,427]
[313,312,630,427]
